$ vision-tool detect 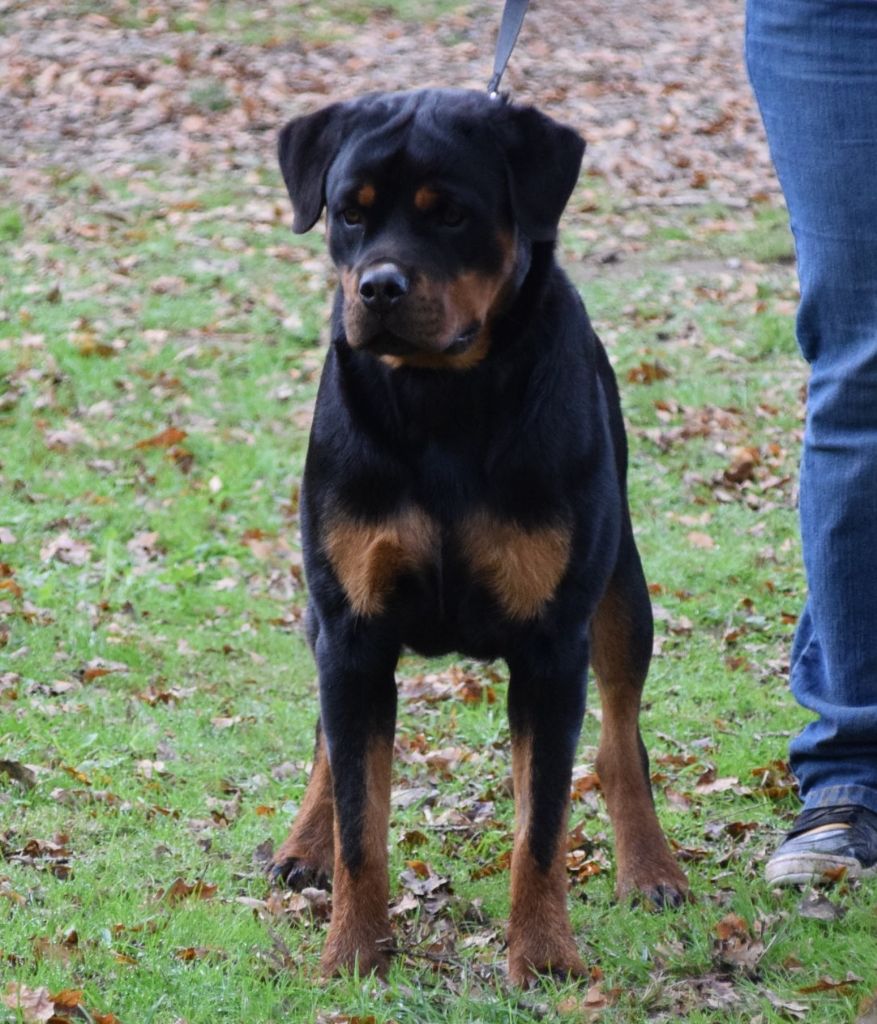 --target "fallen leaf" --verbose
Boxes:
[399,862,452,898]
[687,531,716,550]
[39,532,92,566]
[724,445,760,484]
[570,771,602,800]
[713,912,765,974]
[134,426,188,449]
[798,973,862,995]
[175,946,225,962]
[694,775,740,795]
[627,360,671,384]
[470,849,511,880]
[0,759,37,788]
[81,658,129,682]
[48,989,83,1010]
[797,890,846,921]
[3,982,55,1023]
[764,991,808,1019]
[0,577,23,598]
[158,878,218,904]
[857,992,877,1024]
